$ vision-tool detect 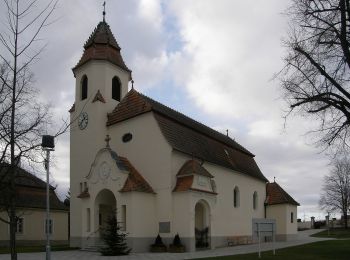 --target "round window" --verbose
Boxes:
[122,133,133,143]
